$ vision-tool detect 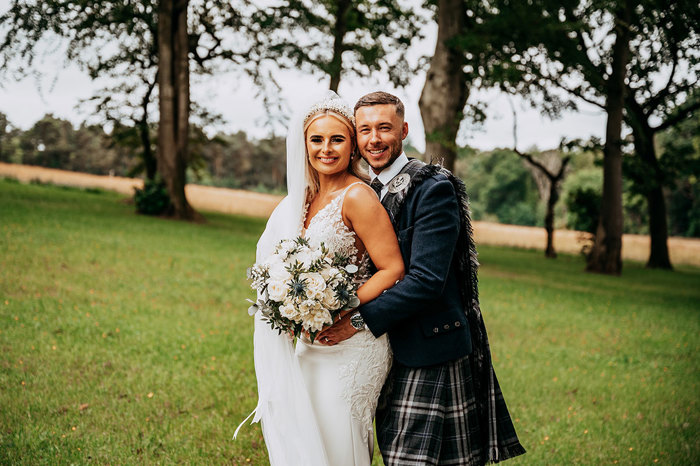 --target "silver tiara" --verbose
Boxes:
[303,96,355,126]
